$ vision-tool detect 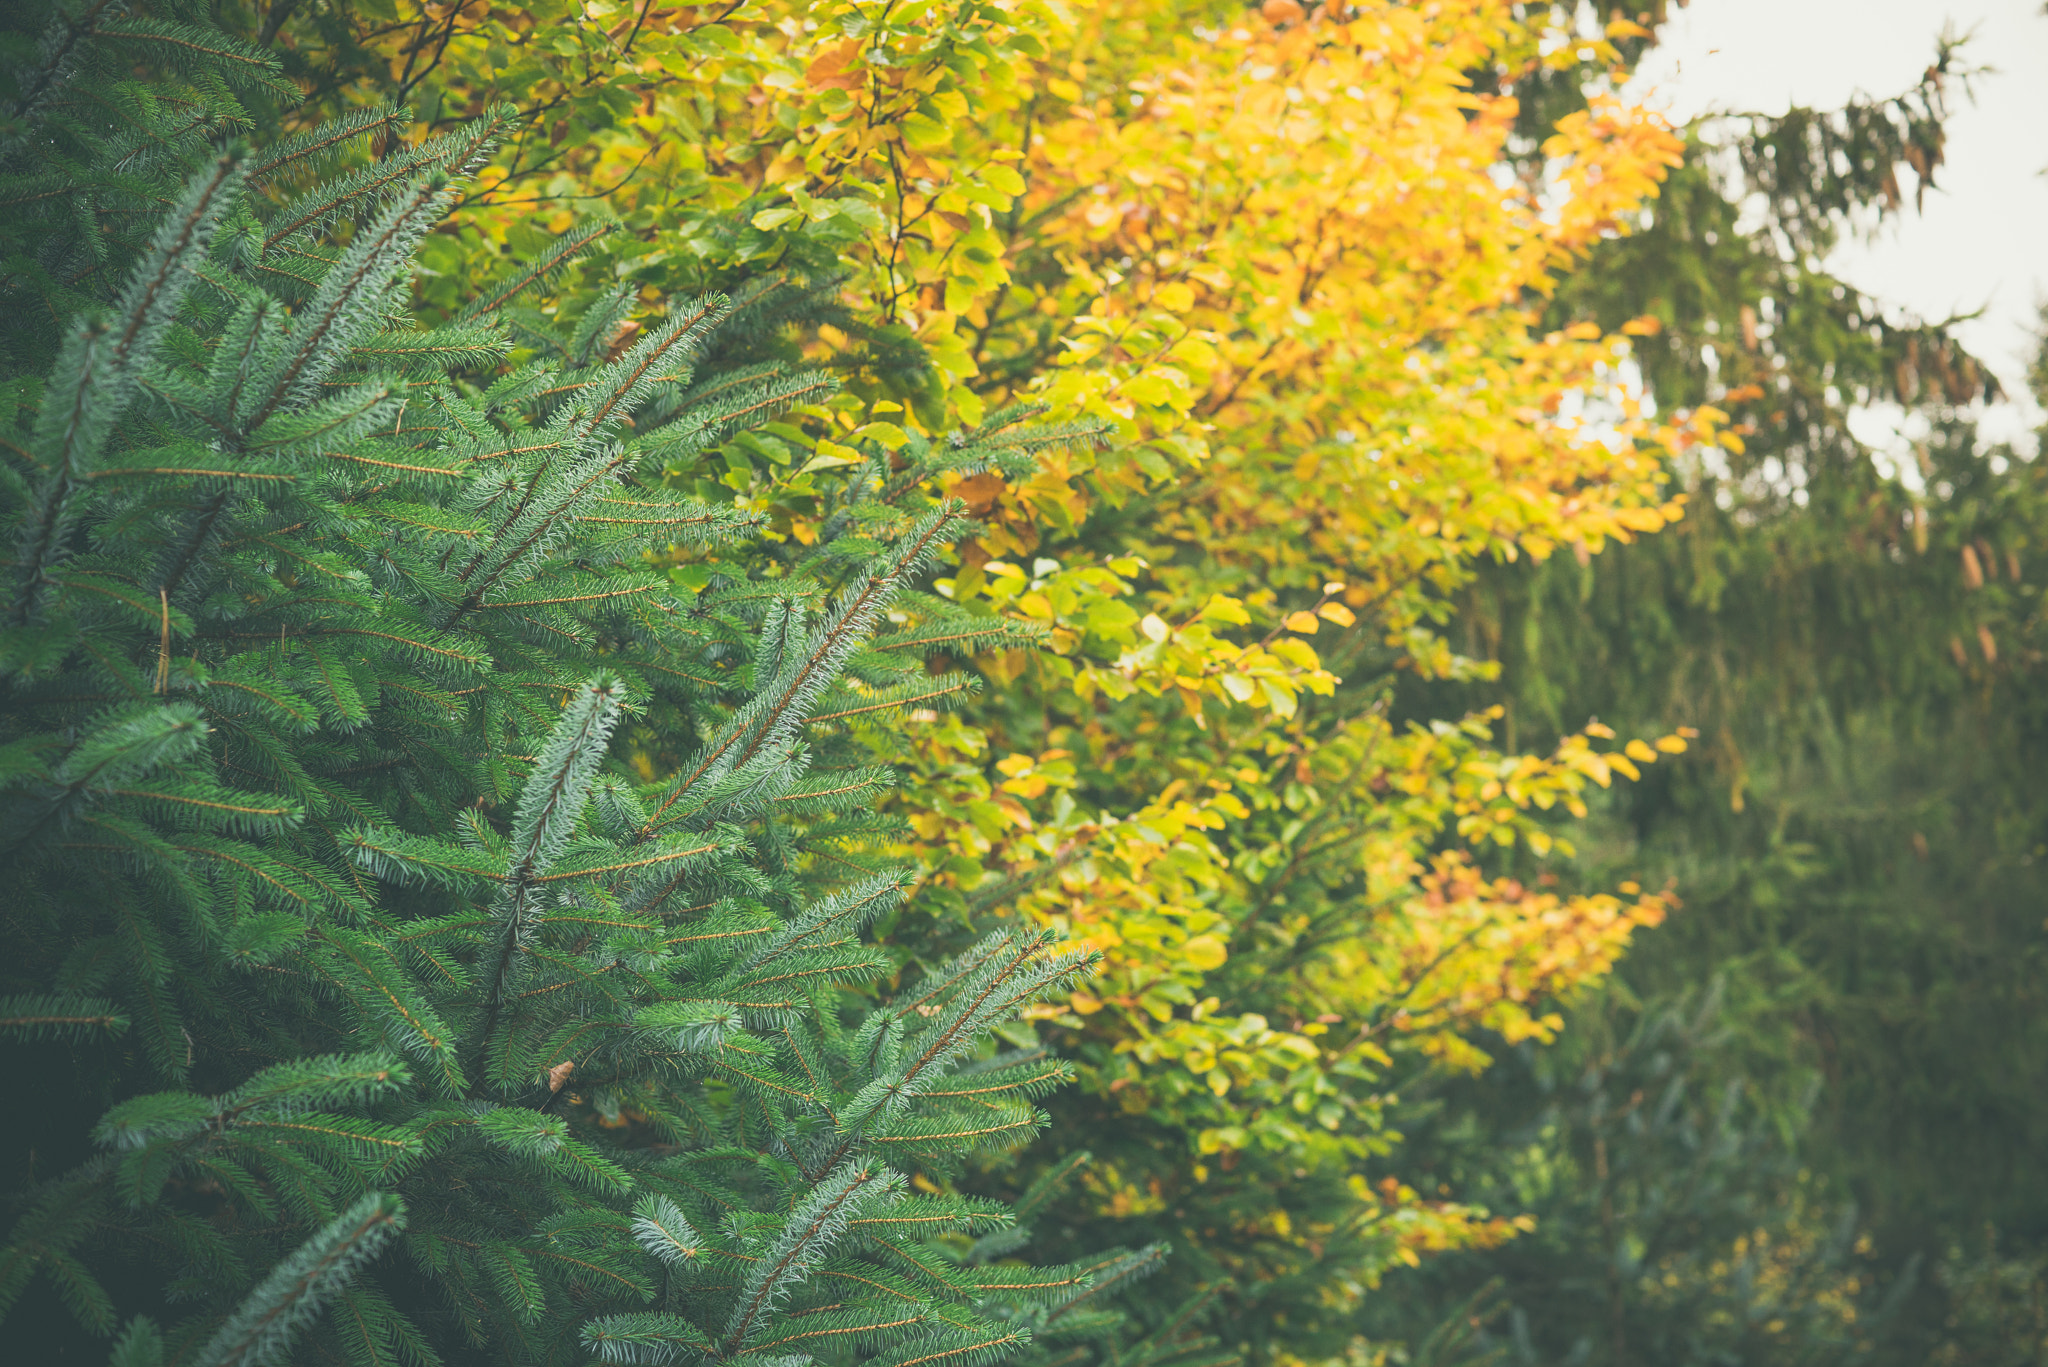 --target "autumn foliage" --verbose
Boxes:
[303,0,1718,1319]
[1,0,1741,1357]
